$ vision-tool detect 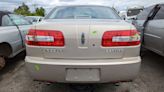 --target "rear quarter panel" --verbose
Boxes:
[0,25,30,57]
